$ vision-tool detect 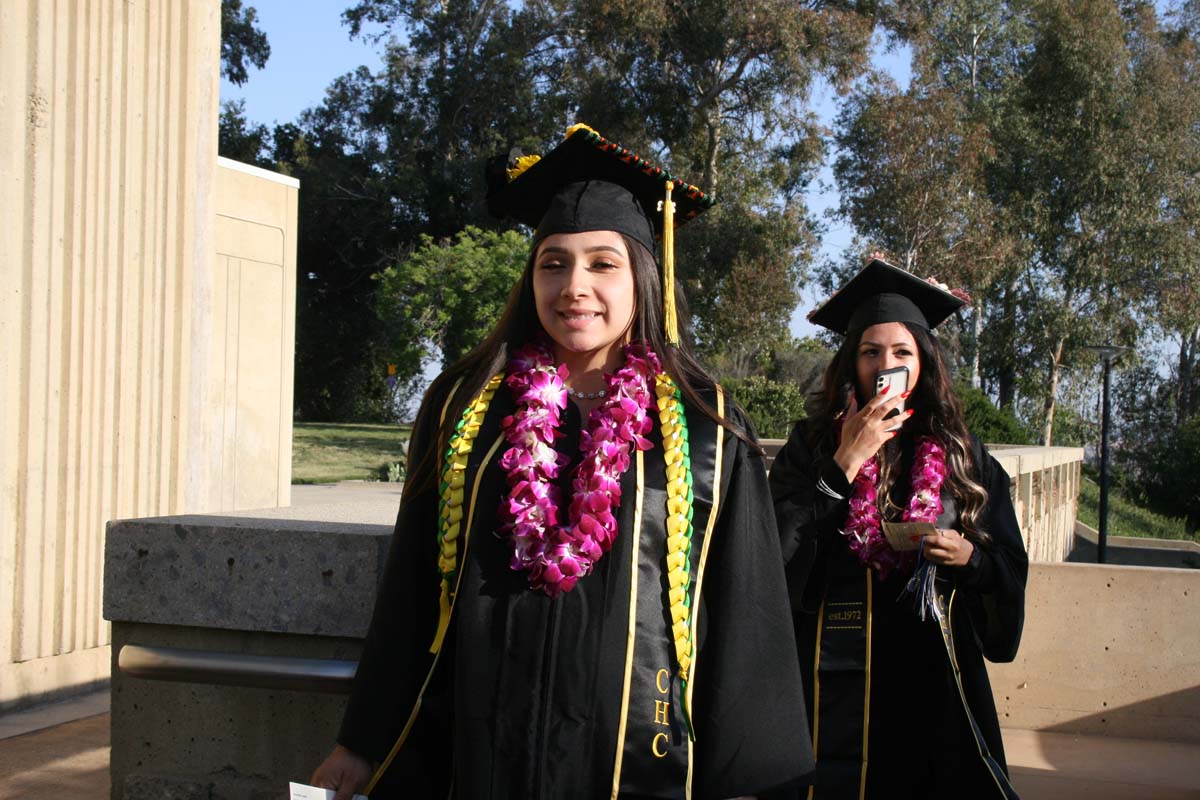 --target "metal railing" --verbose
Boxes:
[117,645,356,694]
